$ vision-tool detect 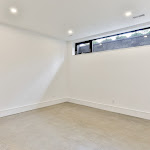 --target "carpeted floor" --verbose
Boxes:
[0,102,150,150]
